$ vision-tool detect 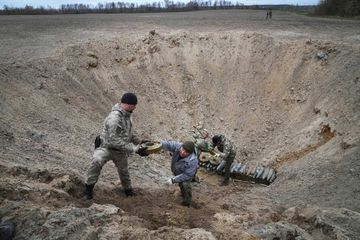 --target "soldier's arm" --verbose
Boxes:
[160,140,180,153]
[131,130,141,145]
